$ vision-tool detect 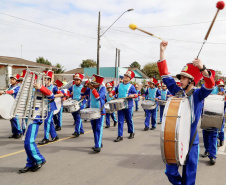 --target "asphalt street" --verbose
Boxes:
[0,102,226,185]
